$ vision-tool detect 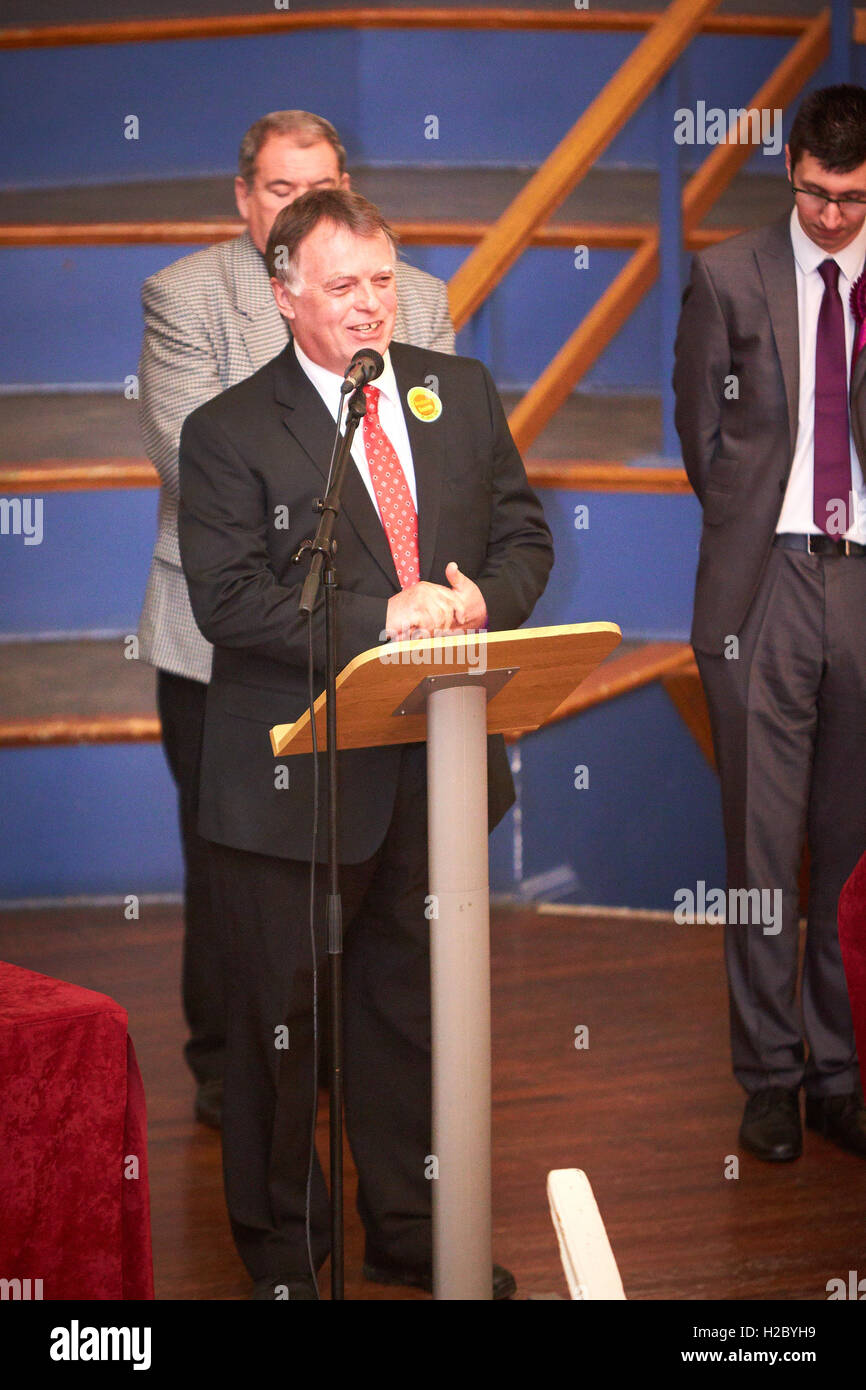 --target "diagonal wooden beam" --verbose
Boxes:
[662,662,716,768]
[447,0,722,331]
[507,8,831,451]
[683,9,831,231]
[508,234,658,453]
[854,8,866,43]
